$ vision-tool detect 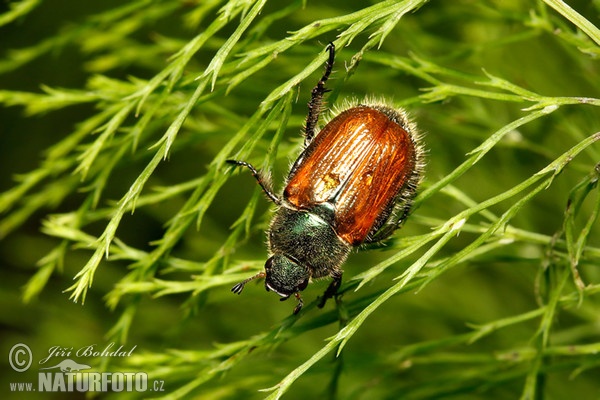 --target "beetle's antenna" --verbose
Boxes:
[231,271,266,294]
[304,42,335,145]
